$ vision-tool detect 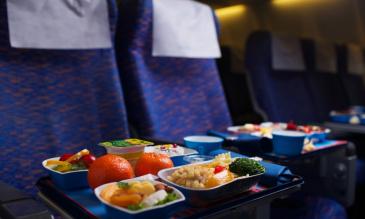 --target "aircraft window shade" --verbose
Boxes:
[347,44,365,75]
[6,0,112,49]
[271,34,305,71]
[152,0,221,58]
[315,41,337,74]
